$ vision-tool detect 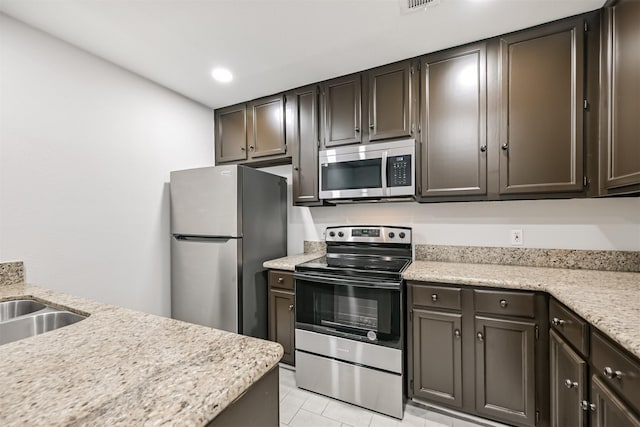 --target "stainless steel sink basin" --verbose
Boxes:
[0,299,47,321]
[0,310,86,346]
